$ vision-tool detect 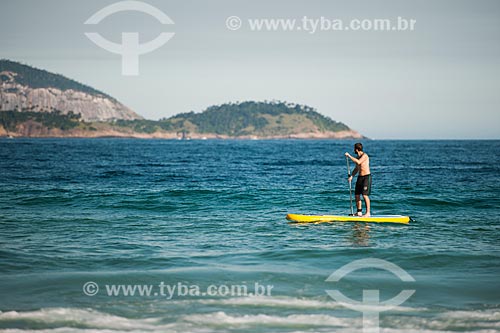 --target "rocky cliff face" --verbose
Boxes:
[0,63,142,122]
